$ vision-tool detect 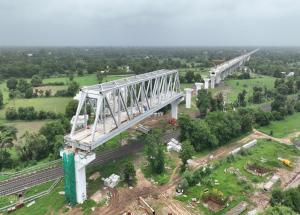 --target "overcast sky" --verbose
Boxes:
[1,0,300,46]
